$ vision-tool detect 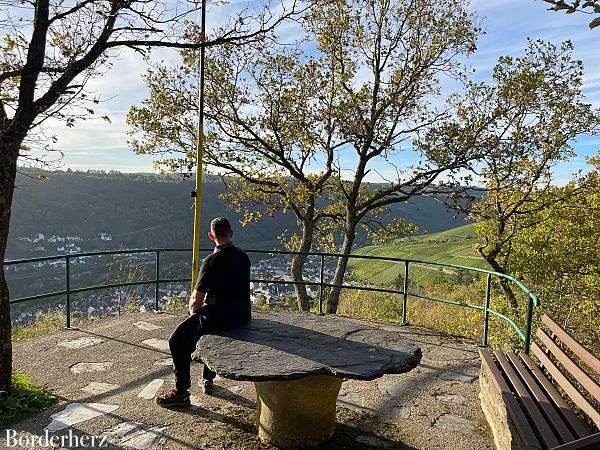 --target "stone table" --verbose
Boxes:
[193,311,422,448]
